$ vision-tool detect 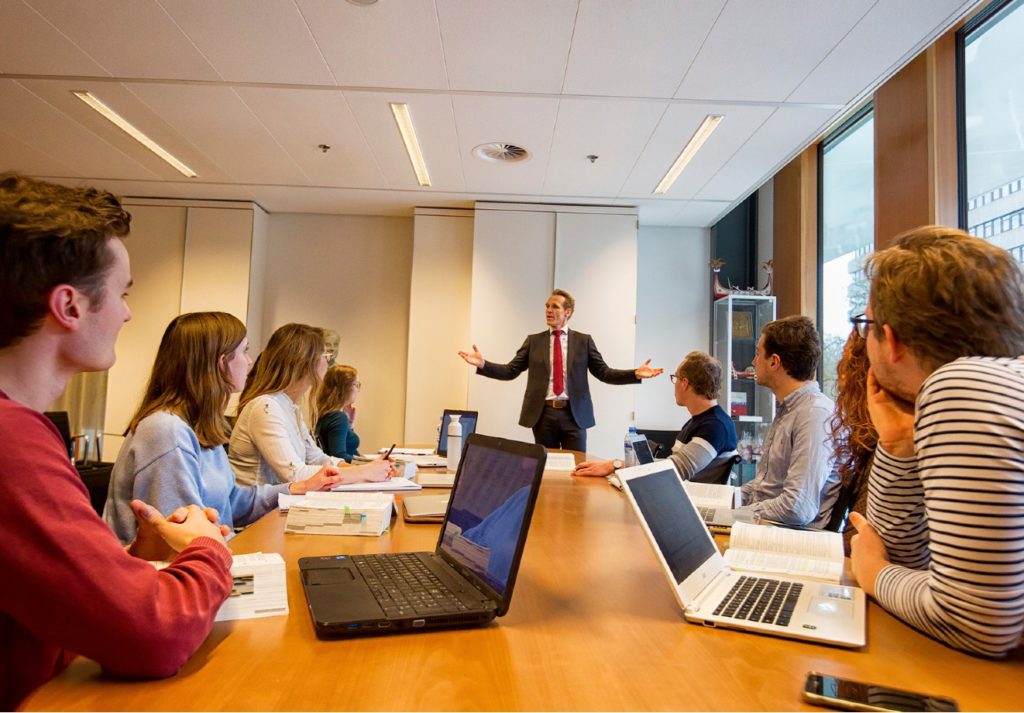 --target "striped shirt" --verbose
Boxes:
[867,356,1024,658]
